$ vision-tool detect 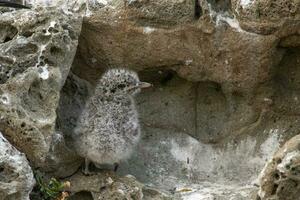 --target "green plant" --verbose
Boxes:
[34,172,67,200]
